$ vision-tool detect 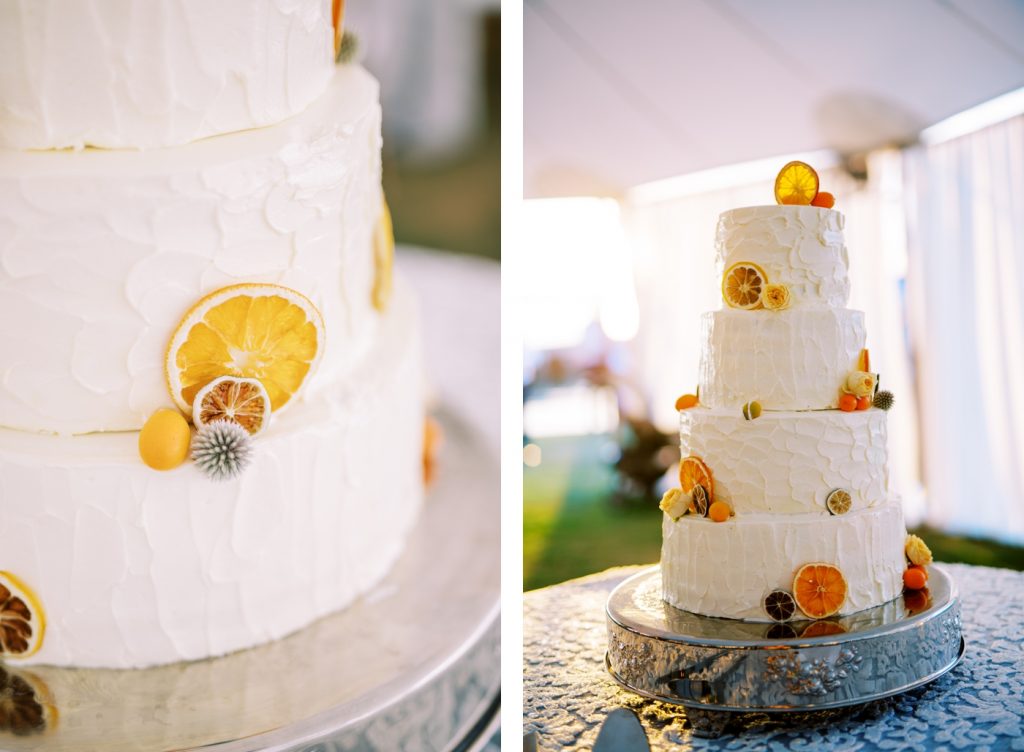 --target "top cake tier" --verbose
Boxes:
[716,205,849,309]
[0,0,335,150]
